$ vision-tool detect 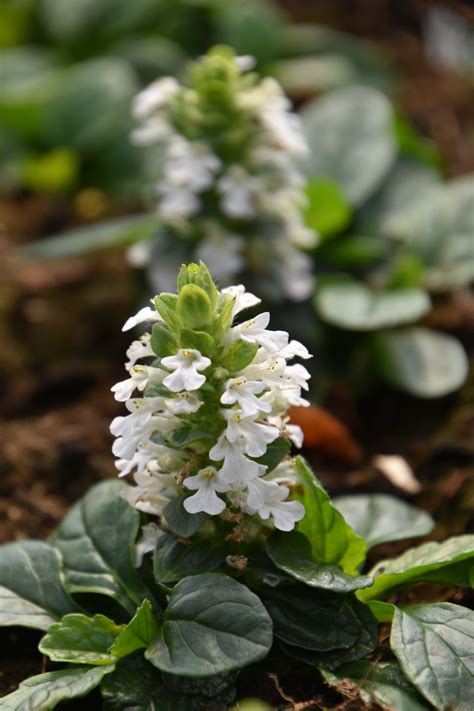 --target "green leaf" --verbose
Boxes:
[315,280,431,331]
[179,327,214,357]
[383,175,474,291]
[145,574,272,677]
[177,284,212,329]
[221,339,259,371]
[334,494,434,549]
[304,177,352,238]
[367,600,396,622]
[317,235,386,268]
[373,327,468,398]
[294,457,367,575]
[52,480,152,615]
[154,293,182,333]
[0,540,79,631]
[300,86,396,206]
[151,322,179,358]
[359,534,474,601]
[163,494,210,538]
[251,437,291,473]
[39,613,123,665]
[391,603,474,711]
[322,660,429,710]
[111,600,159,658]
[264,584,375,655]
[1,665,115,710]
[166,426,215,449]
[22,214,160,259]
[178,261,219,311]
[266,531,372,593]
[153,533,226,584]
